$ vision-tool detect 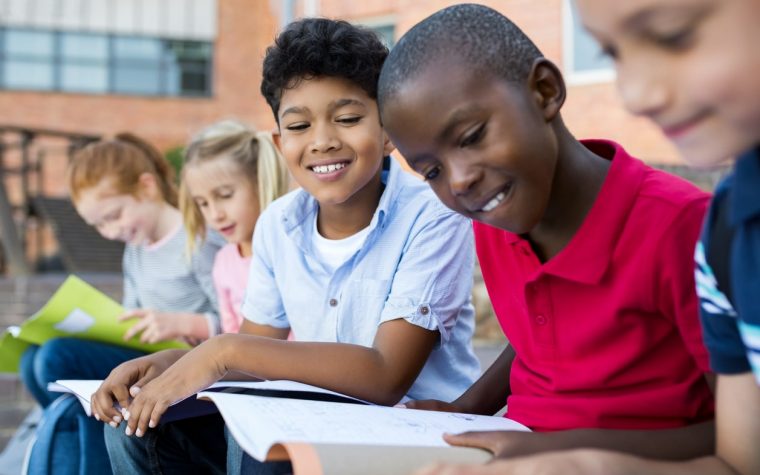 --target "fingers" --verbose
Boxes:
[443,431,502,453]
[91,386,124,427]
[124,394,168,437]
[124,315,151,341]
[118,309,144,322]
